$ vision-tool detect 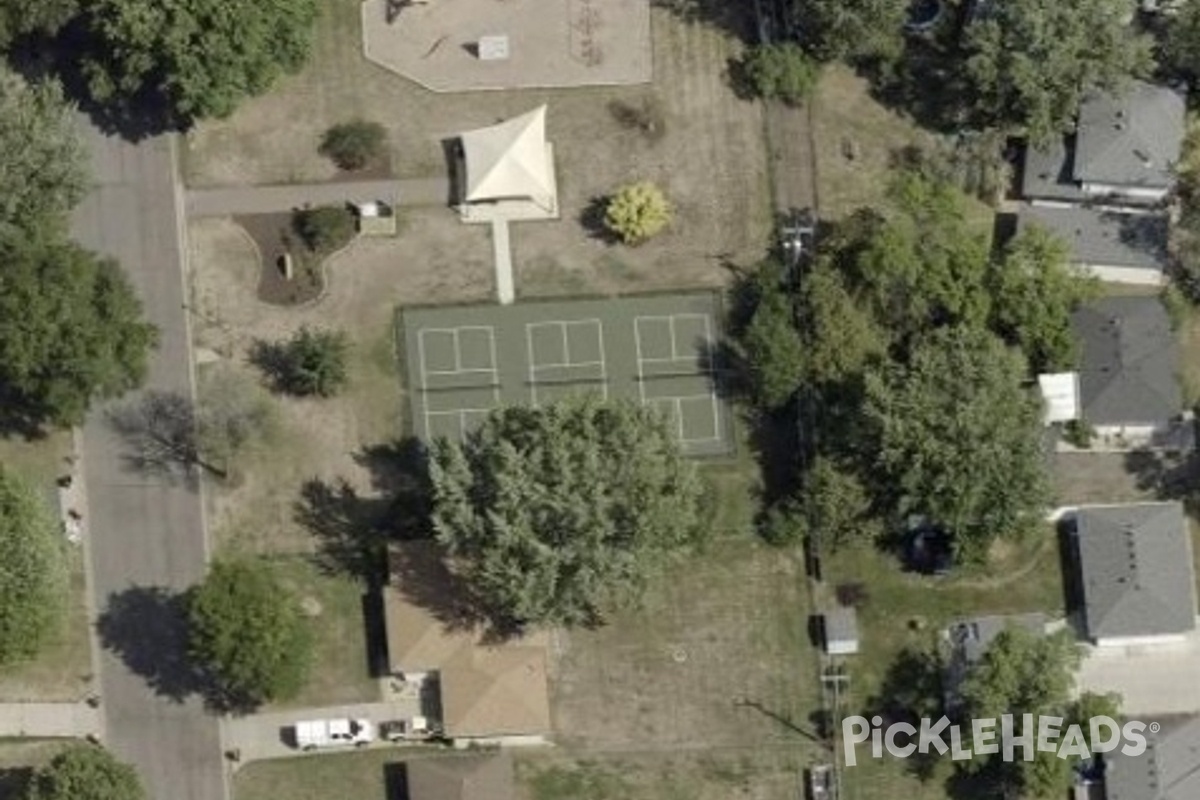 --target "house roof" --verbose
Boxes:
[458,106,555,209]
[1070,296,1180,426]
[1022,136,1088,203]
[383,545,475,674]
[383,542,552,739]
[946,613,1048,666]
[1106,714,1200,800]
[1076,502,1197,641]
[406,754,515,800]
[439,643,551,739]
[1017,204,1168,273]
[1074,81,1185,191]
